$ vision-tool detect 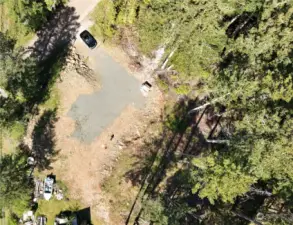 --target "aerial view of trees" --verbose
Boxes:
[91,0,293,224]
[1,0,293,224]
[0,0,71,222]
